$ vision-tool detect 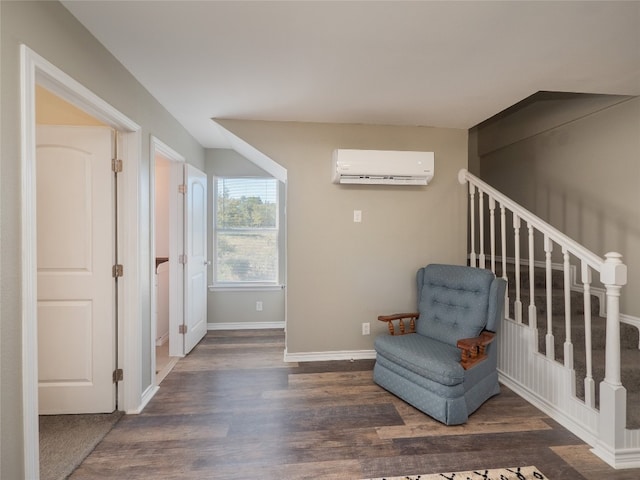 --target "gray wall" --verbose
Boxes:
[217,120,469,355]
[472,95,640,318]
[205,149,286,326]
[1,2,205,476]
